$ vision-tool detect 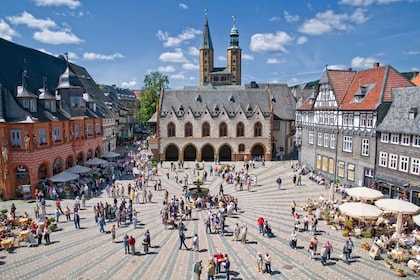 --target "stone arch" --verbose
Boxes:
[52,157,64,175]
[65,155,74,168]
[218,143,233,161]
[76,152,84,165]
[183,143,197,161]
[250,143,266,160]
[201,143,215,162]
[164,144,179,161]
[15,165,31,198]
